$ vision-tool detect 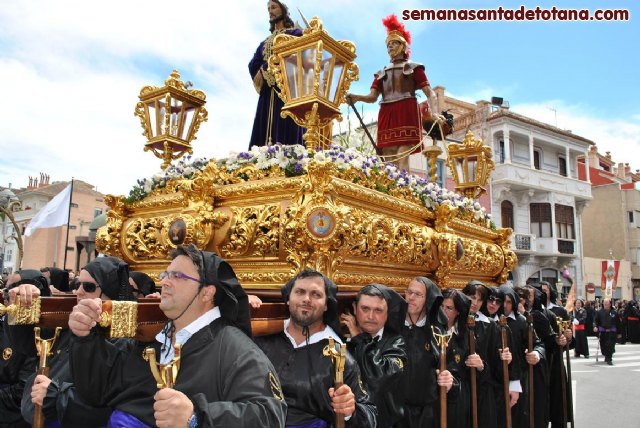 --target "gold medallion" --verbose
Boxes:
[2,347,12,361]
[455,354,461,364]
